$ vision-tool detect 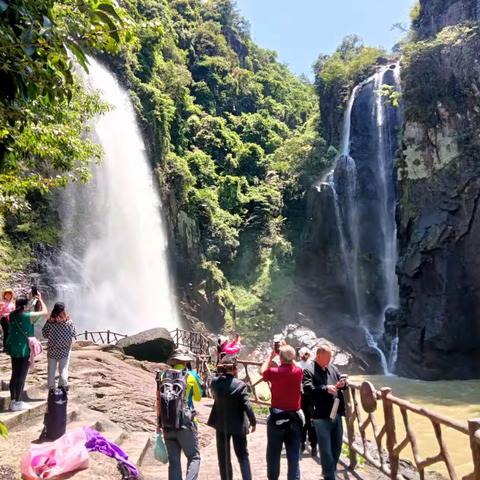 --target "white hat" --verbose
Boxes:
[299,347,311,357]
